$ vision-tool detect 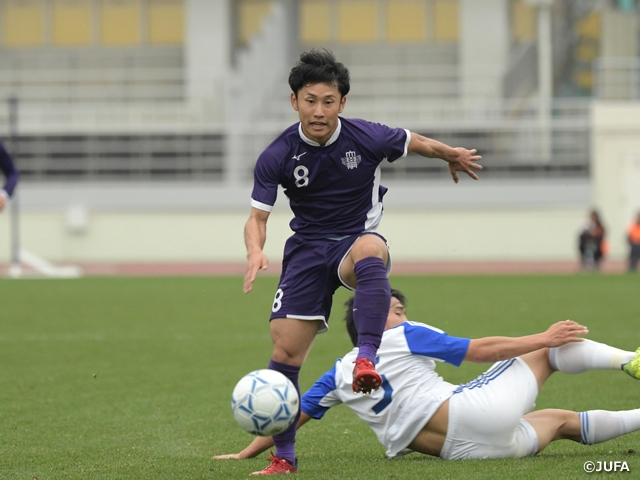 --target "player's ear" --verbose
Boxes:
[291,92,298,111]
[338,95,346,114]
